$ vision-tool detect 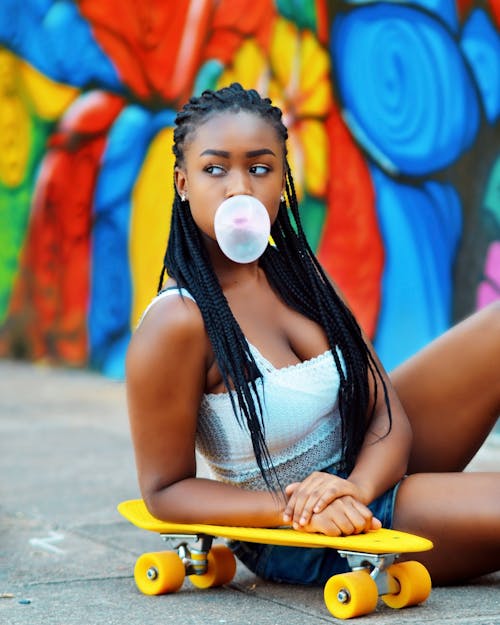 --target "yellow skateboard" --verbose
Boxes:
[118,498,433,620]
